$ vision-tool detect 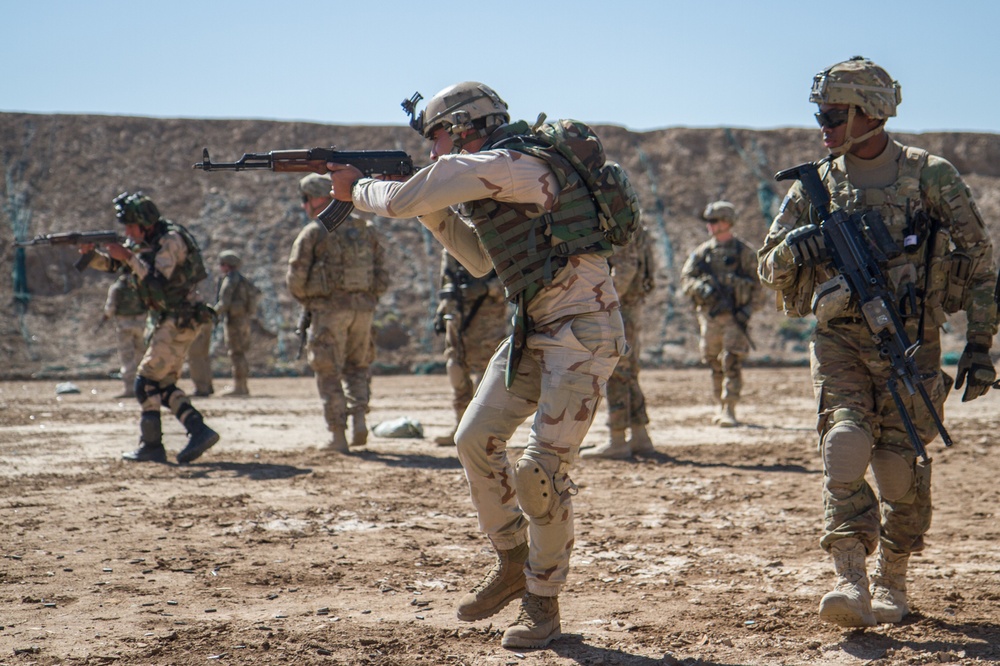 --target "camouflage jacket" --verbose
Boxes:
[681,235,760,315]
[610,223,657,307]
